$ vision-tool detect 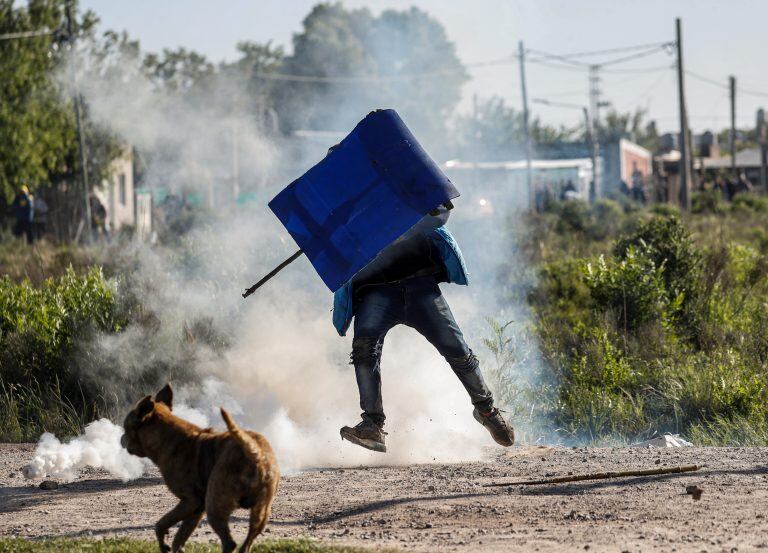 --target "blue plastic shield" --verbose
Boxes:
[269,109,459,291]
